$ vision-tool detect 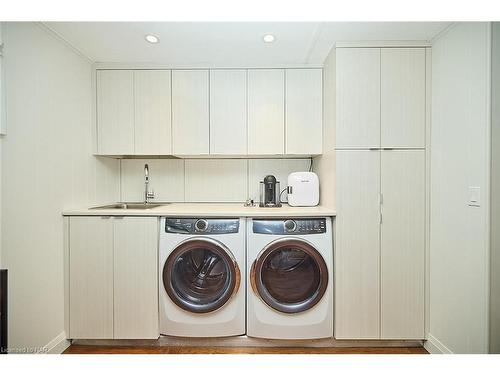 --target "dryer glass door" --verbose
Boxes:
[251,239,328,314]
[163,239,240,314]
